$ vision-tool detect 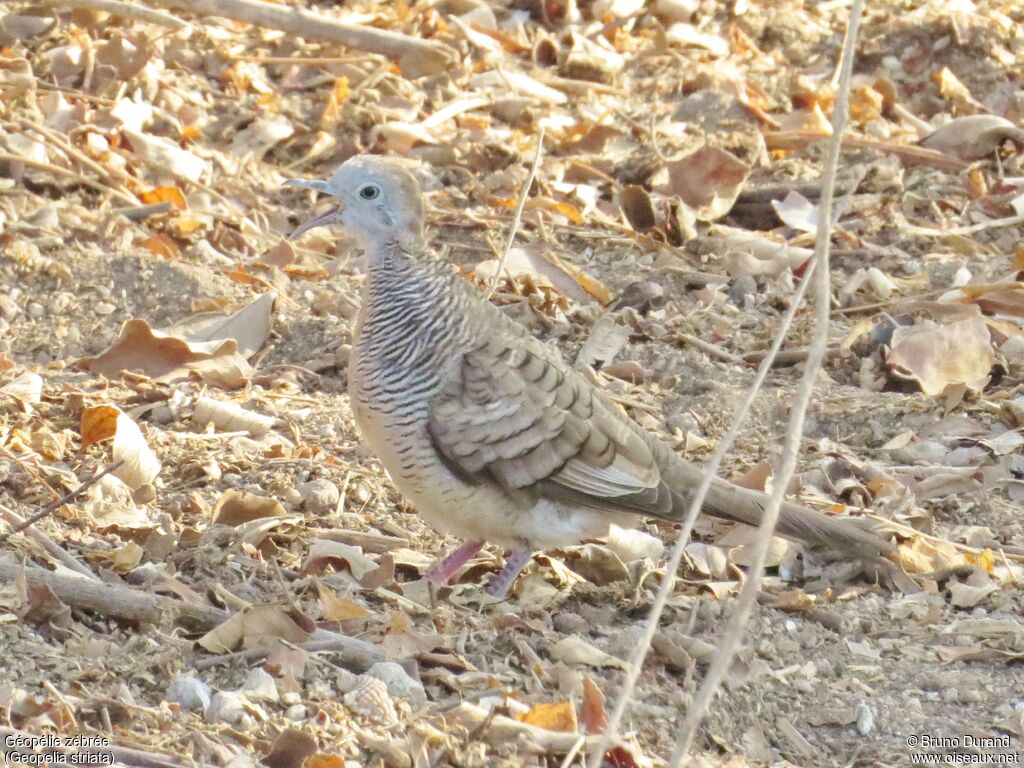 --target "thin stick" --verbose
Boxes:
[668,2,863,762]
[147,0,455,78]
[10,461,124,534]
[43,0,190,28]
[587,265,818,766]
[0,153,140,205]
[485,126,546,301]
[764,130,967,172]
[0,505,99,580]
